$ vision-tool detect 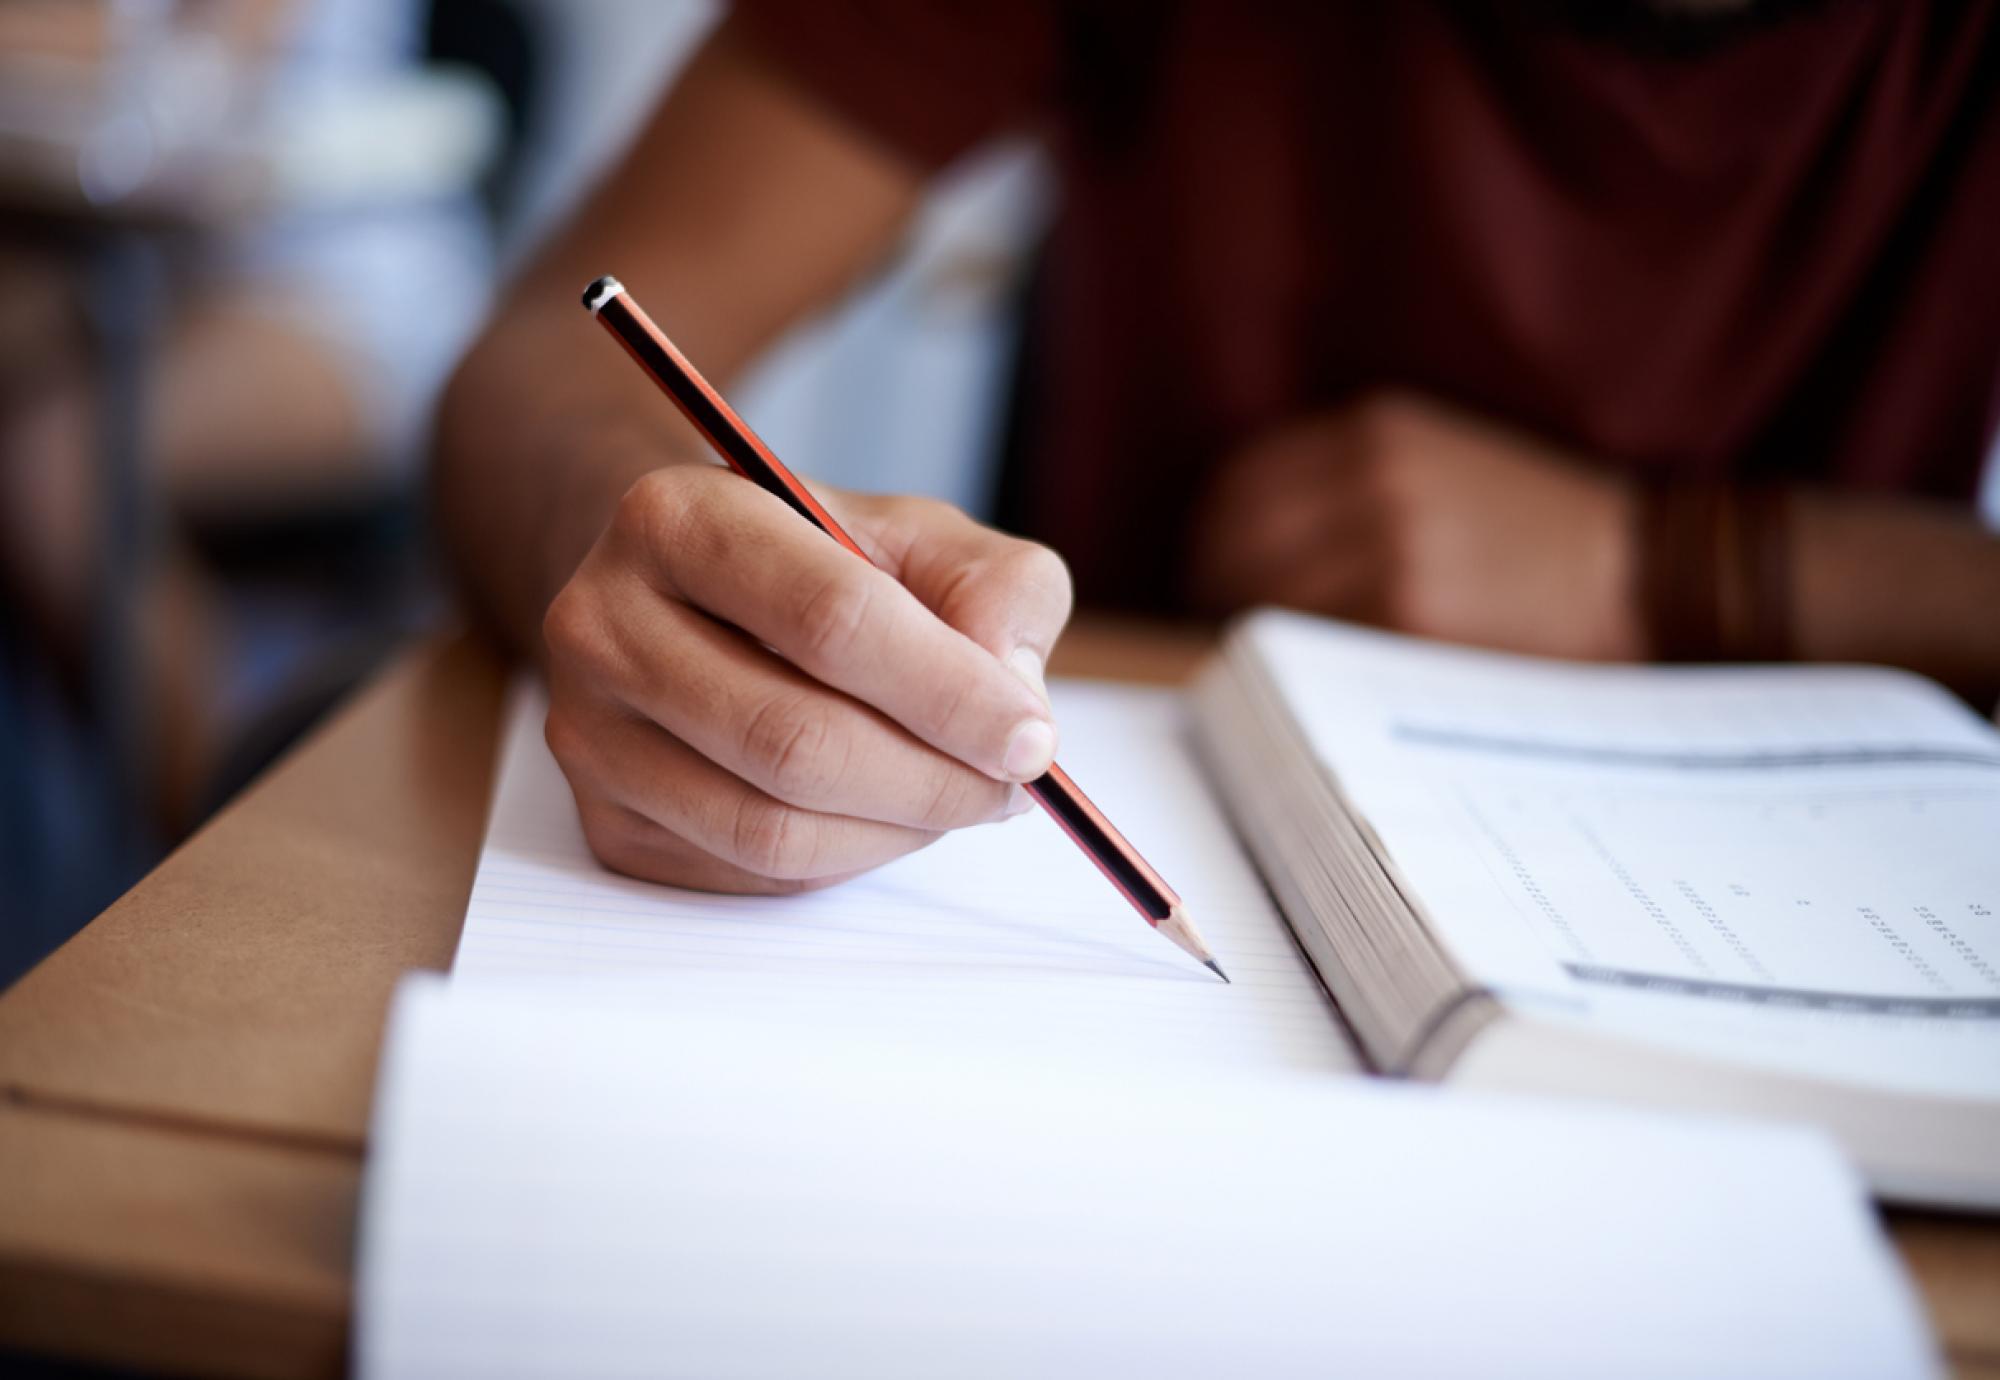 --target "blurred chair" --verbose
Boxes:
[0,0,500,985]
